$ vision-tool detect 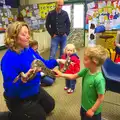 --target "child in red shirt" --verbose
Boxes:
[60,44,80,94]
